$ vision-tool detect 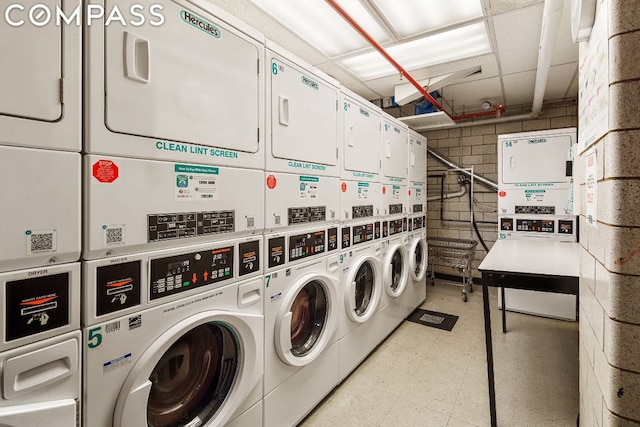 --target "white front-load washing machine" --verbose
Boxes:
[337,219,383,380]
[0,263,81,425]
[397,215,428,318]
[263,224,341,427]
[375,217,410,343]
[82,237,264,427]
